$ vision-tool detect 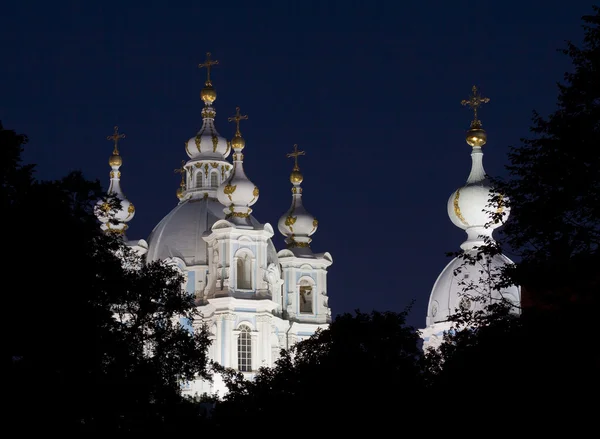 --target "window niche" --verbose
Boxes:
[236,253,253,290]
[299,281,313,314]
[210,172,218,187]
